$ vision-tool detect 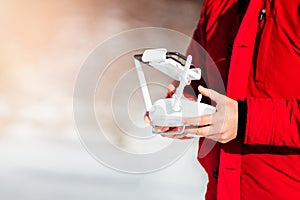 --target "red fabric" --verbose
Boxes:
[187,0,300,199]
